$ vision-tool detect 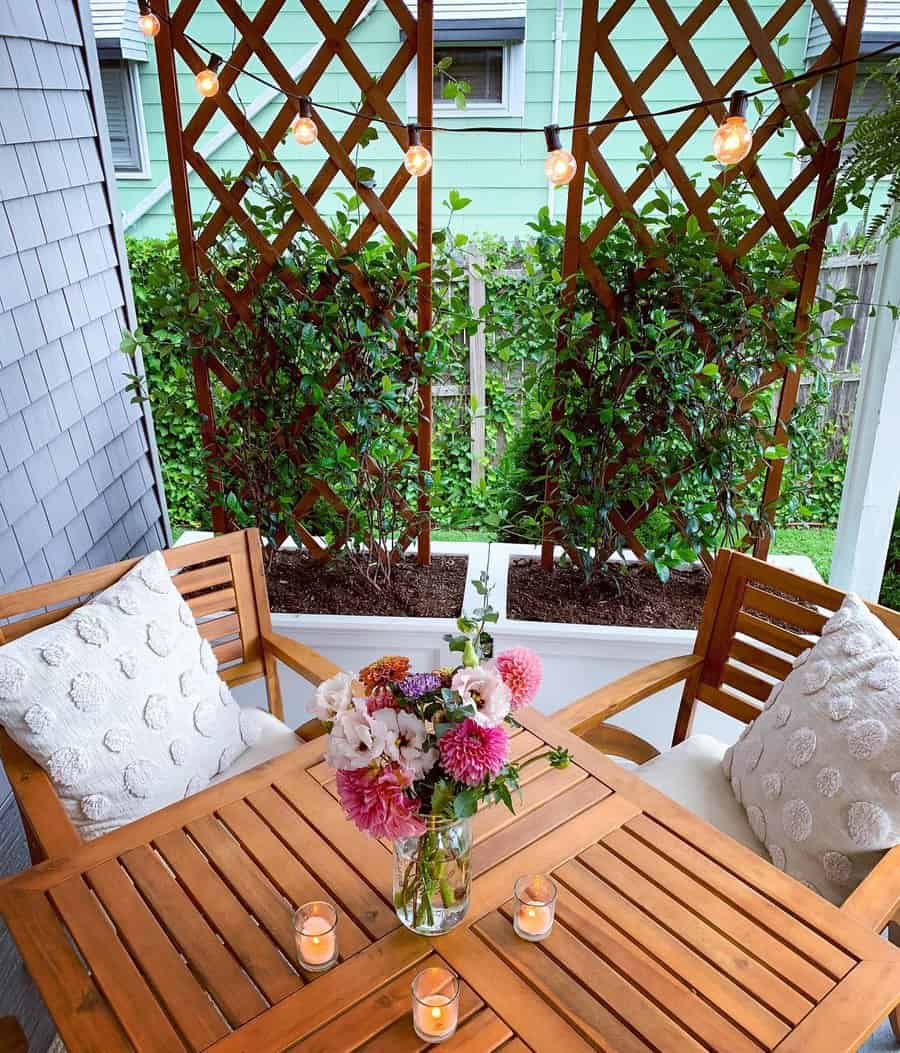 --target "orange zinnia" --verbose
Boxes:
[359,655,410,691]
